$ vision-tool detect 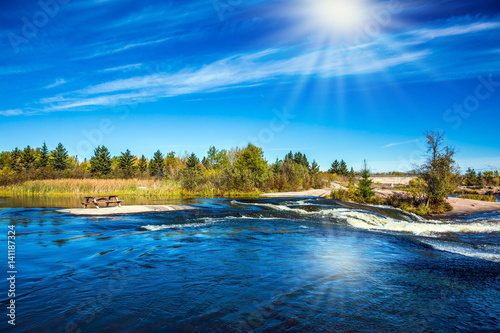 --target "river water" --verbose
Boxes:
[1,197,499,332]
